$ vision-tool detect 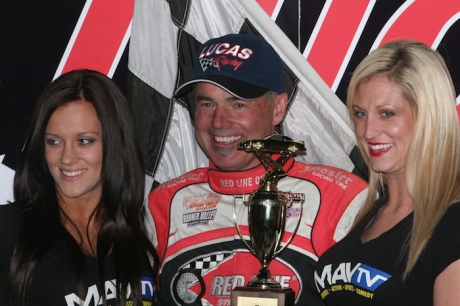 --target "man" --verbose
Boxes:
[149,33,368,305]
